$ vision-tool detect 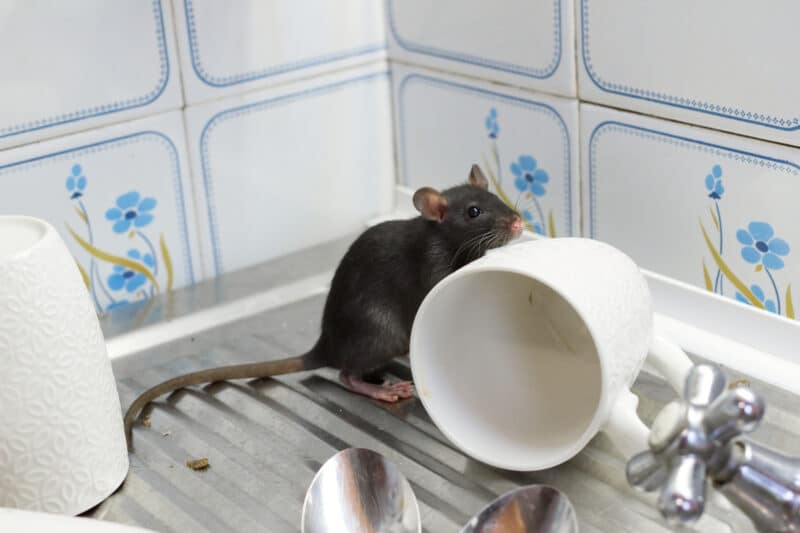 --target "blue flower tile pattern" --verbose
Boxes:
[705,164,724,199]
[58,161,179,312]
[522,209,544,235]
[105,191,157,234]
[511,155,549,197]
[737,222,790,270]
[736,284,777,314]
[107,264,147,293]
[128,248,155,269]
[698,164,793,319]
[485,108,499,139]
[66,164,87,199]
